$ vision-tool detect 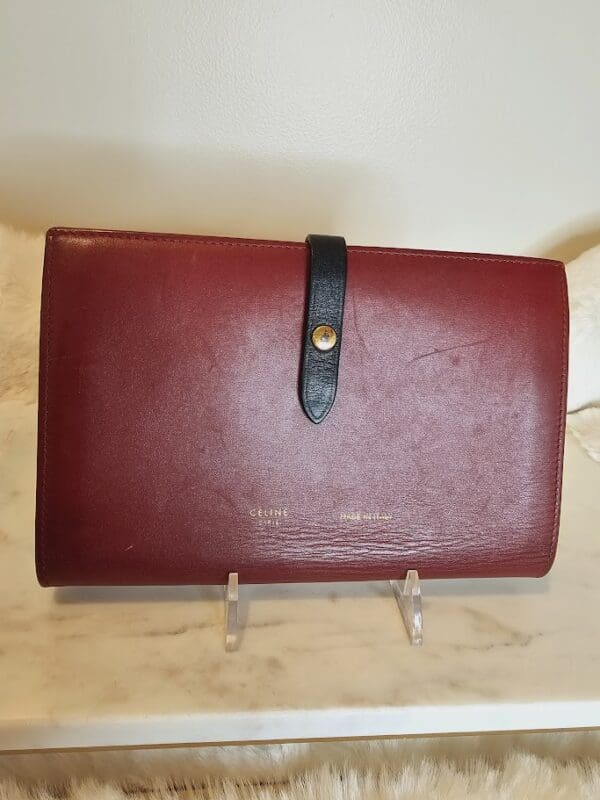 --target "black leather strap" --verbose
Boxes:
[300,234,347,424]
